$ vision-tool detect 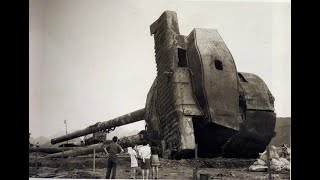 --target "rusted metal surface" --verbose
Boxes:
[145,78,160,133]
[85,131,107,145]
[221,110,276,158]
[238,72,275,111]
[187,29,239,131]
[150,11,184,152]
[47,134,145,158]
[51,108,145,144]
[172,68,203,117]
[149,11,204,153]
[46,142,108,158]
[172,68,203,150]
